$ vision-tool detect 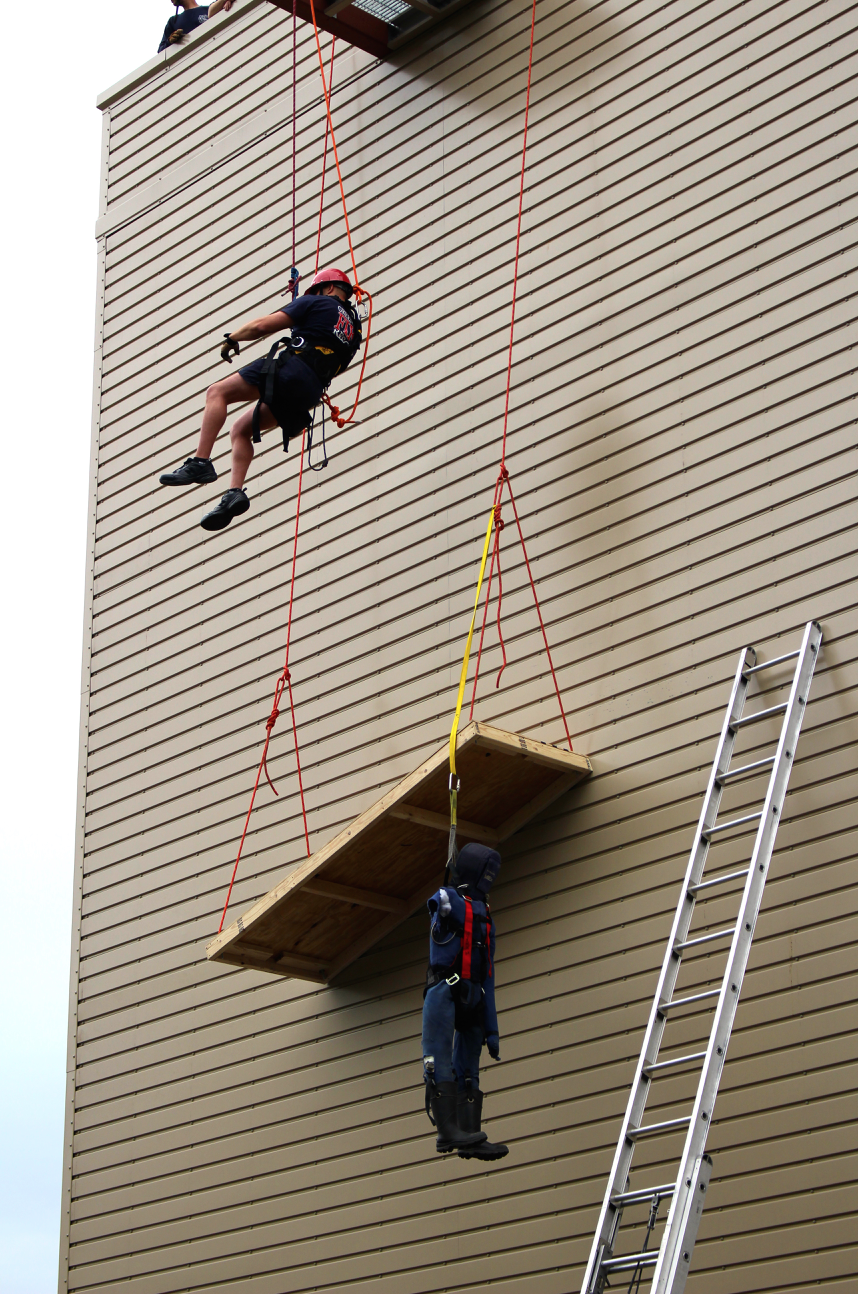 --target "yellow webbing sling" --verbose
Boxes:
[446,501,498,875]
